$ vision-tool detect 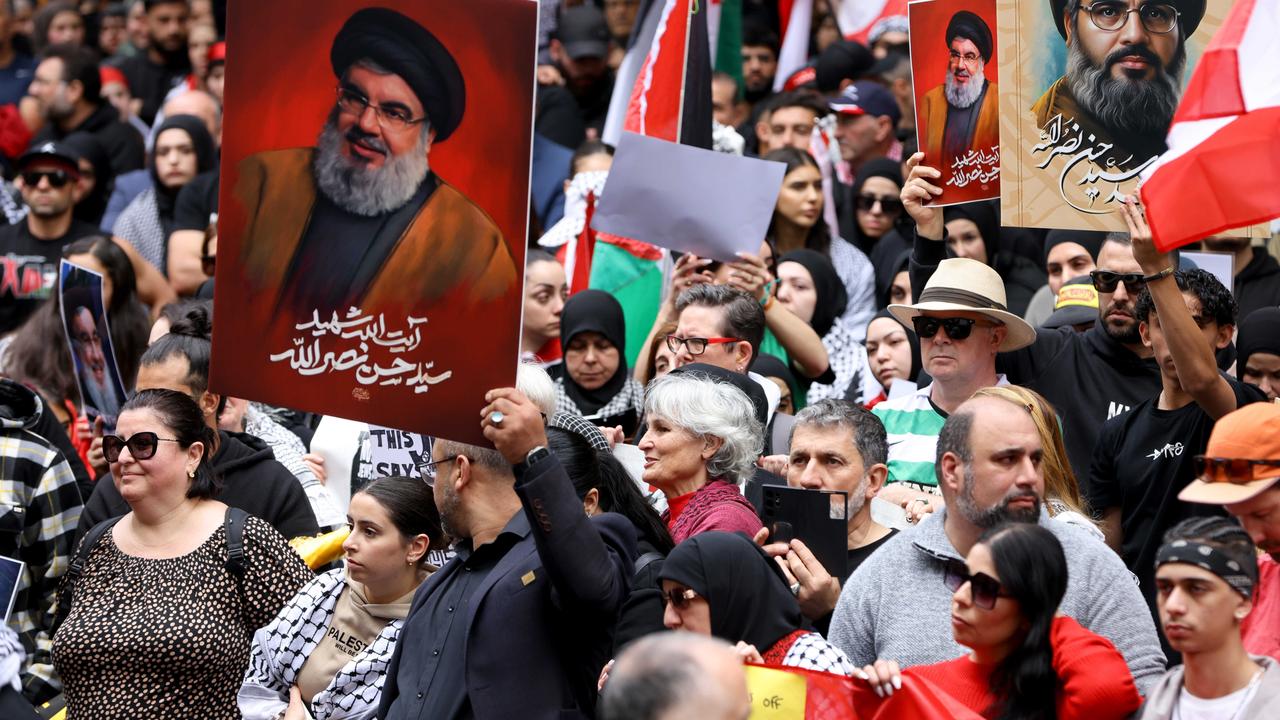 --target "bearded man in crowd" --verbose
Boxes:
[234,7,513,319]
[1032,0,1203,170]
